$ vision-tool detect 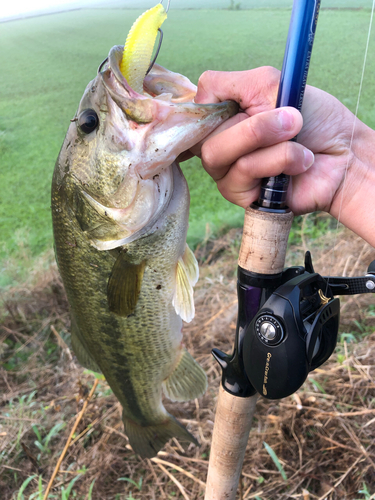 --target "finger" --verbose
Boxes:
[176,150,194,163]
[189,112,248,158]
[195,67,281,114]
[201,107,304,181]
[216,141,315,208]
